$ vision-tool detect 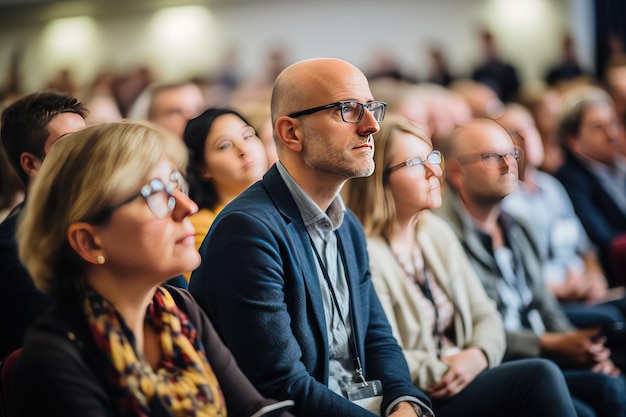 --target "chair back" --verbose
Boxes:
[0,348,22,417]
